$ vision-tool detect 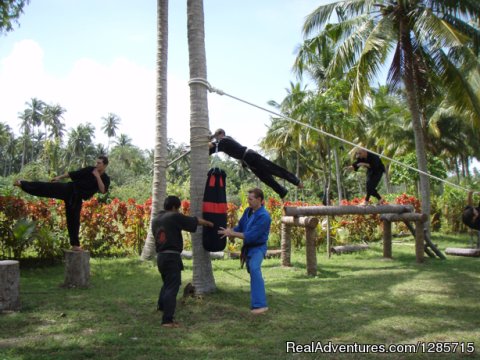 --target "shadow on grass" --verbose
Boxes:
[1,242,479,360]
